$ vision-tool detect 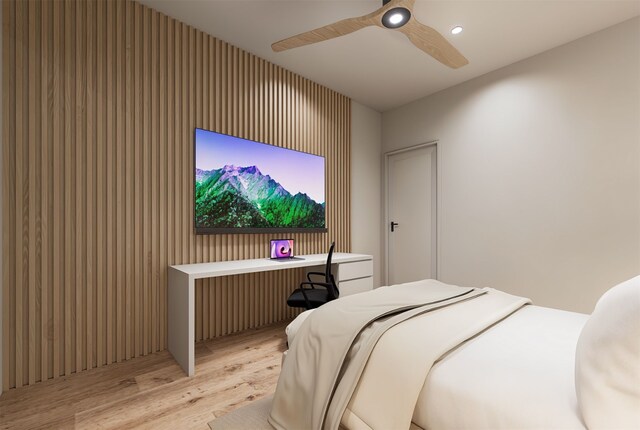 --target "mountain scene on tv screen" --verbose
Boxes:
[195,165,325,229]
